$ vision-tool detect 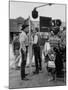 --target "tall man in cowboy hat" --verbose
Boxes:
[19,25,29,80]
